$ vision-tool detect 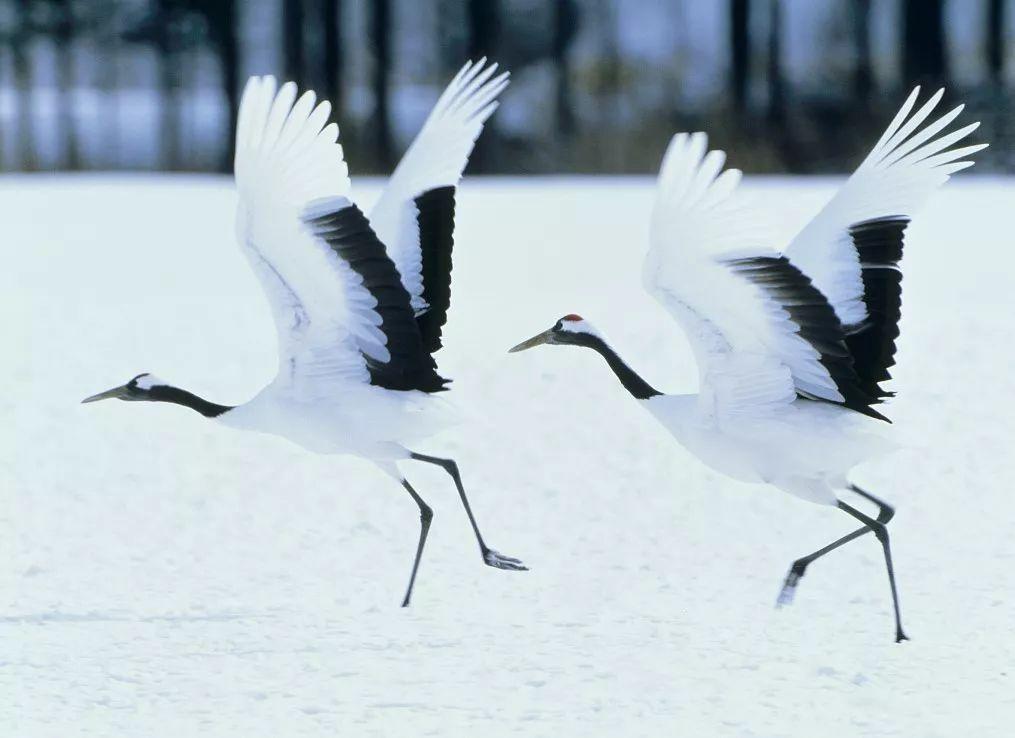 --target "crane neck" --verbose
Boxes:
[148,385,234,418]
[573,333,662,400]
